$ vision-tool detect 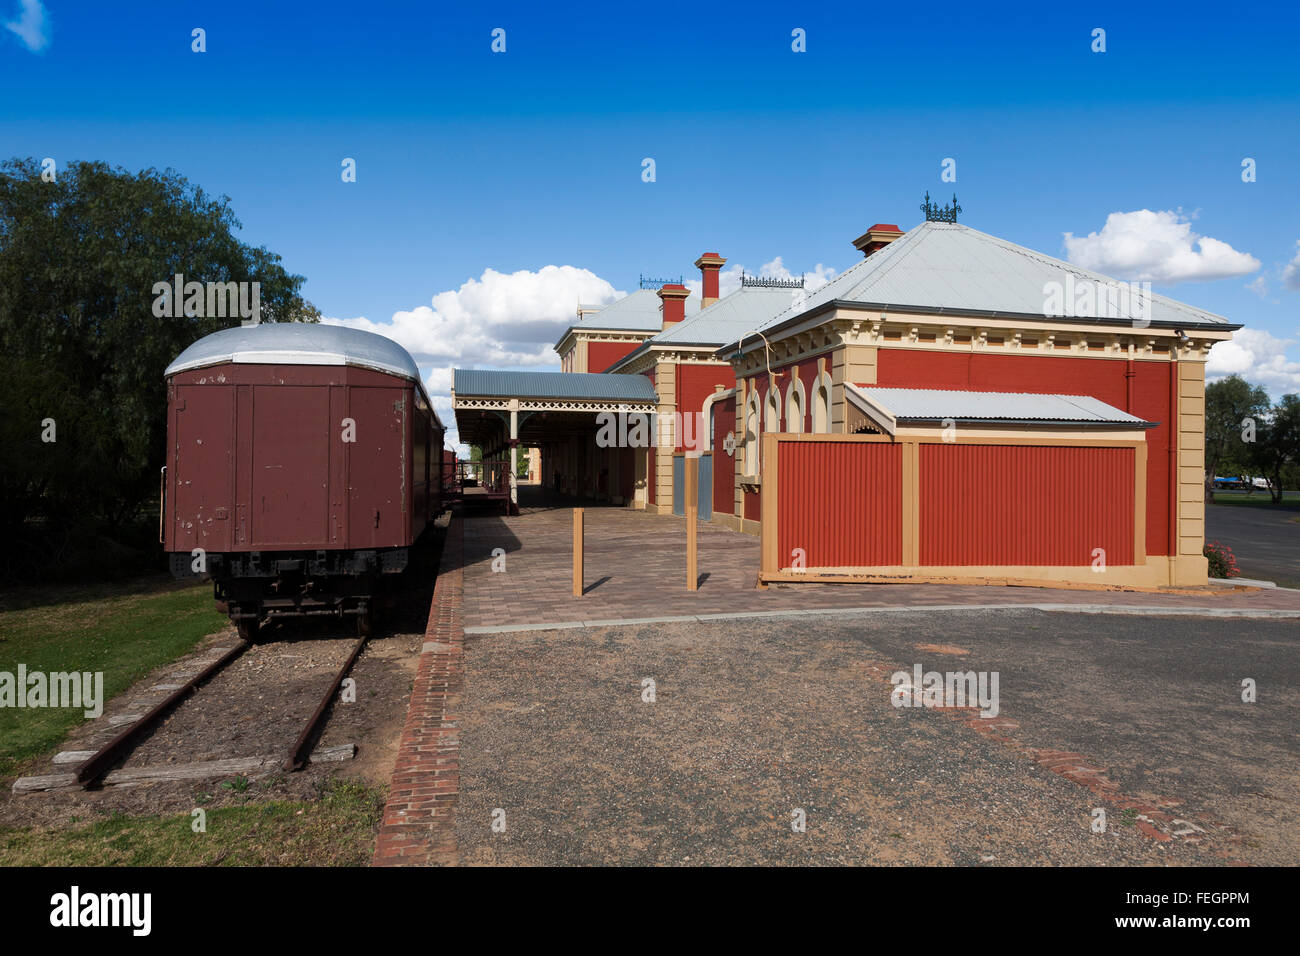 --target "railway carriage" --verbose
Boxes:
[162,323,445,640]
